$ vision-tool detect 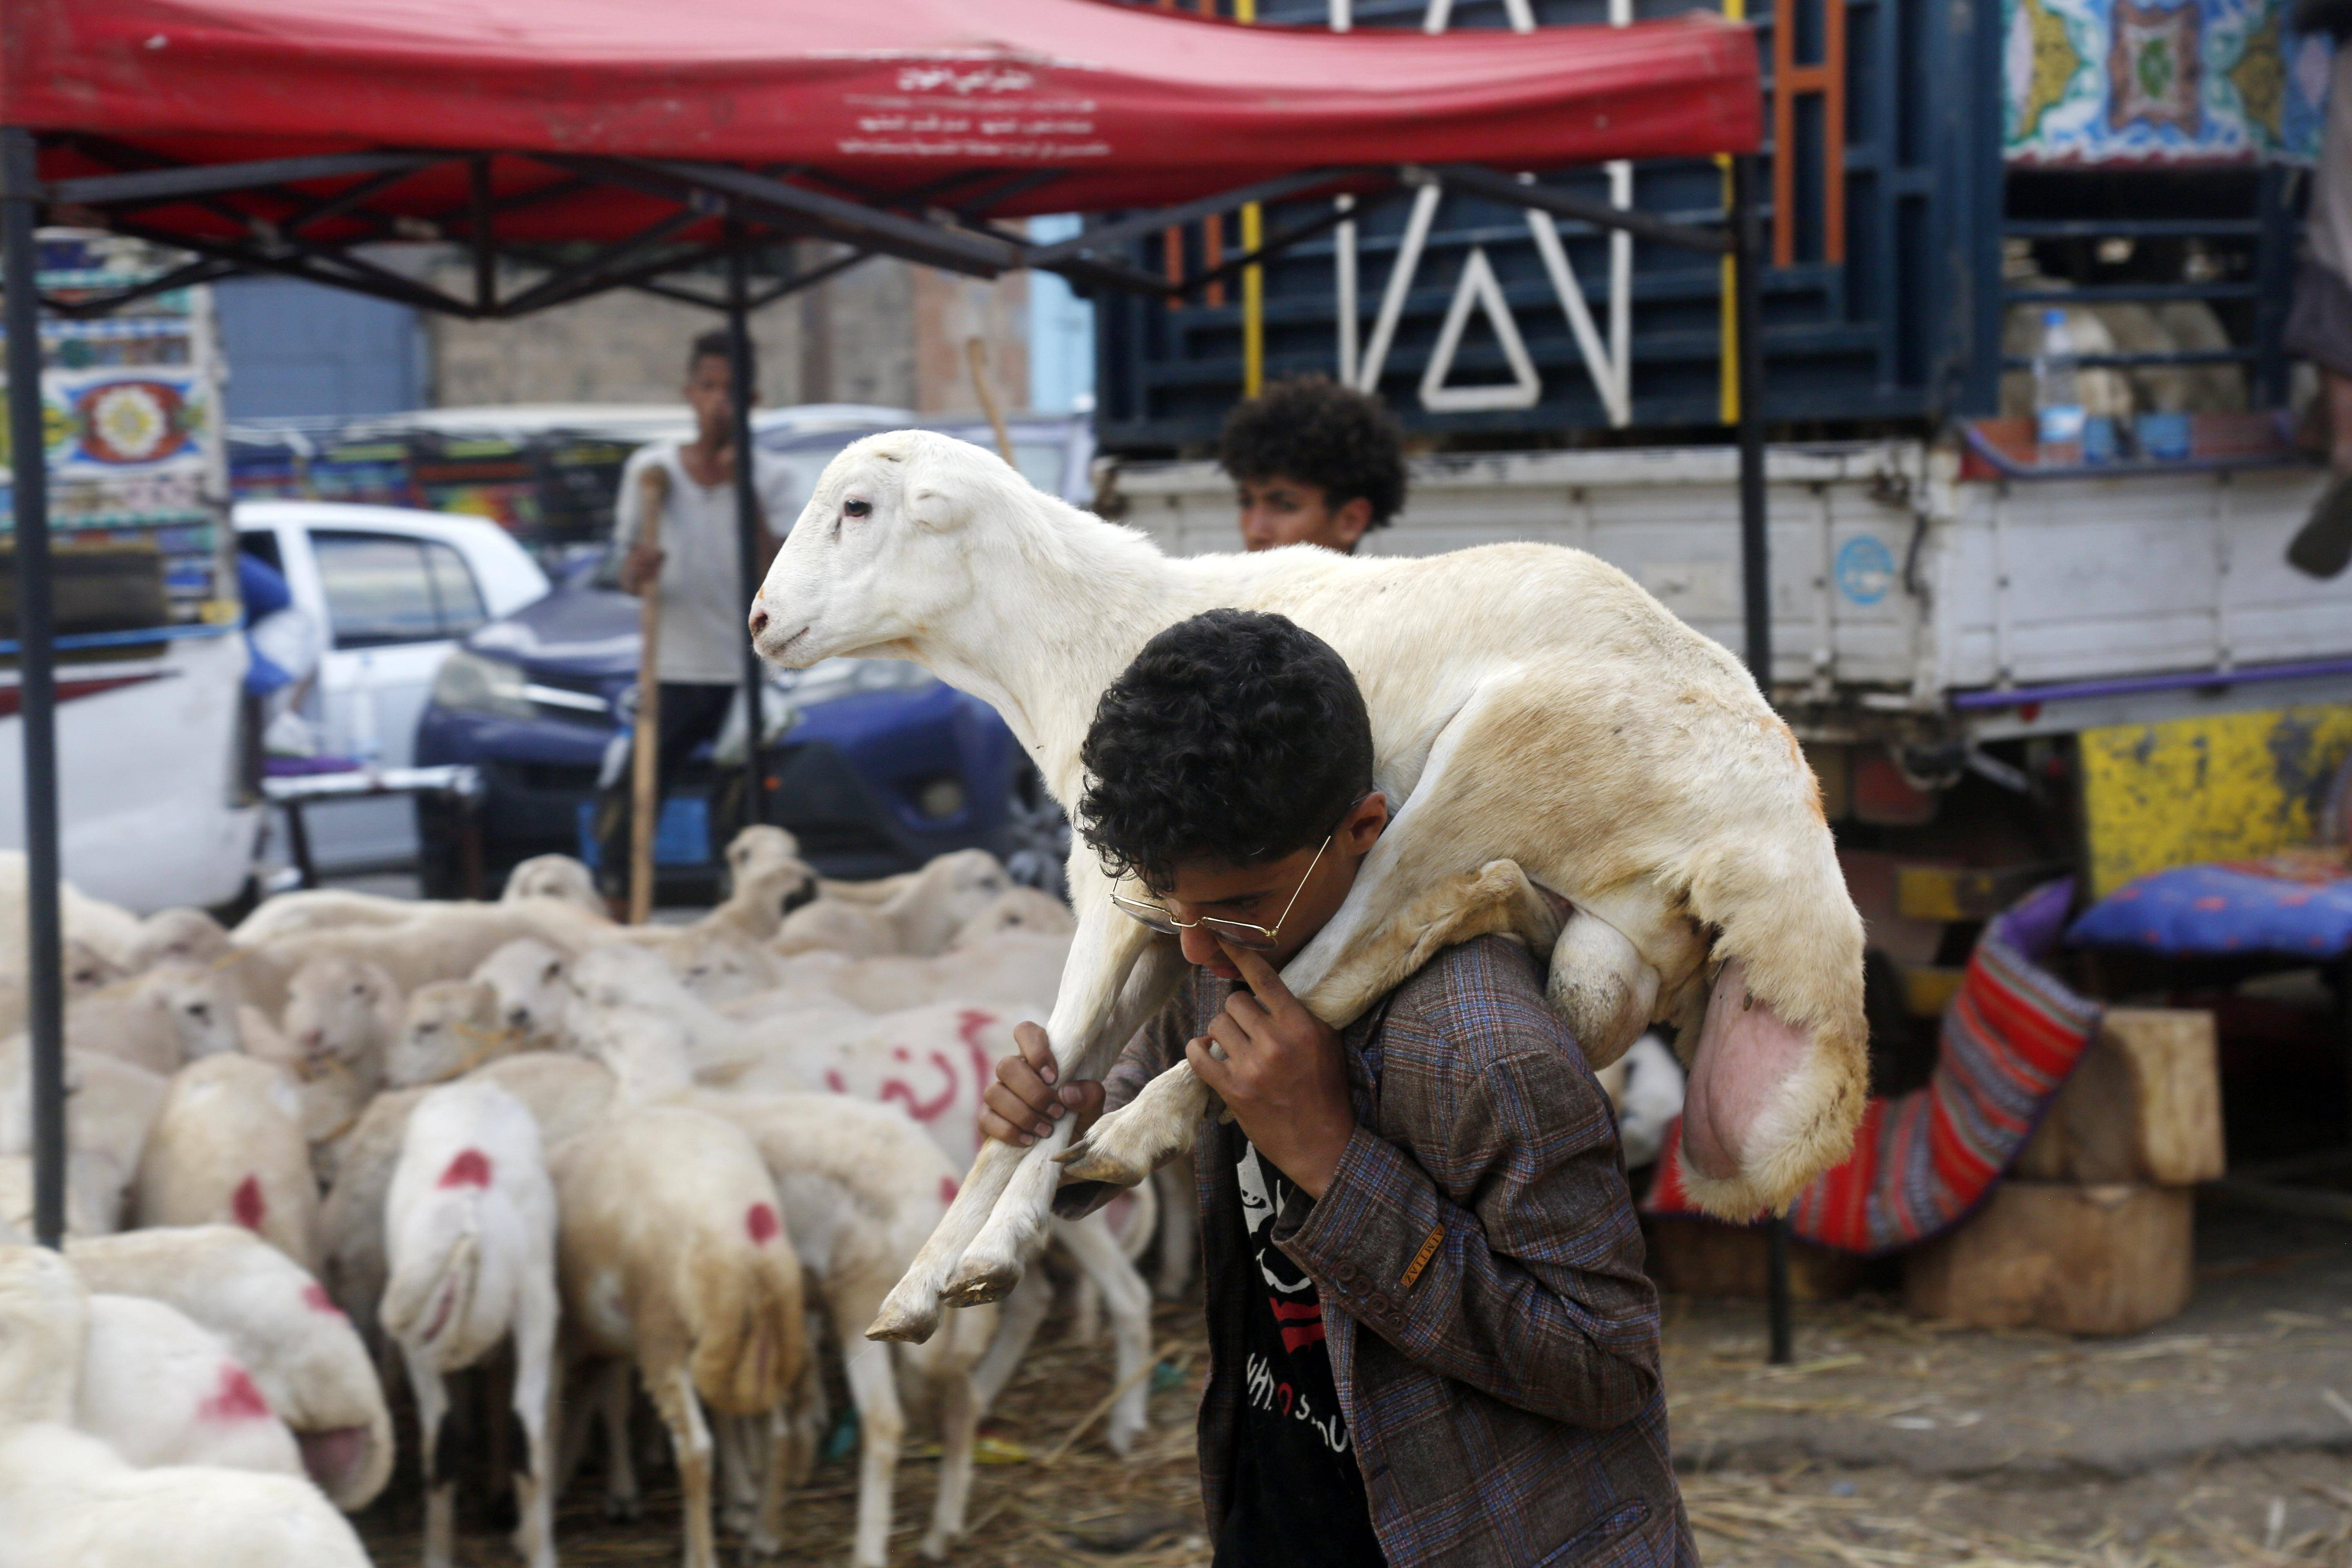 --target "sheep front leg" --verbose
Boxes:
[844,1340,907,1568]
[1056,1056,1214,1191]
[871,907,1180,1340]
[924,1368,977,1561]
[597,1360,641,1521]
[1047,1207,1155,1456]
